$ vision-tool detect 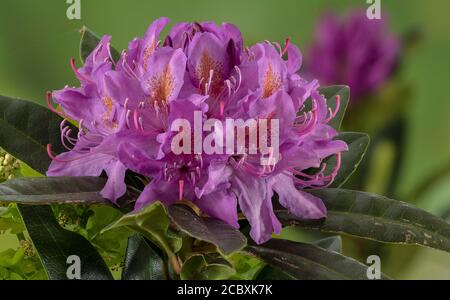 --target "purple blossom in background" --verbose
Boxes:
[47,18,347,244]
[308,10,400,100]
